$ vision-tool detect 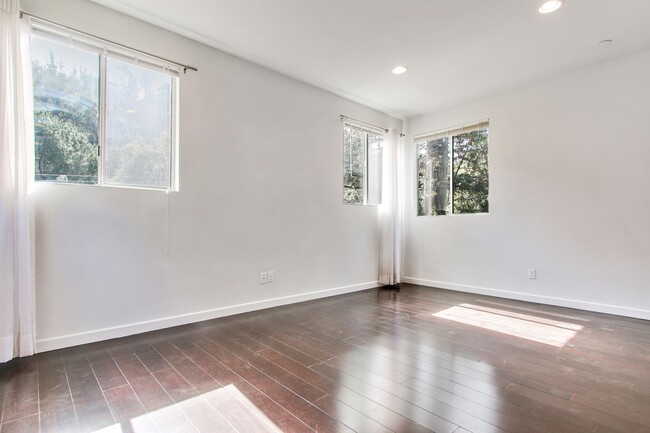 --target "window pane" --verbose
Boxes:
[452,129,489,214]
[417,137,450,216]
[366,132,383,205]
[32,37,99,184]
[343,126,364,204]
[105,59,173,188]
